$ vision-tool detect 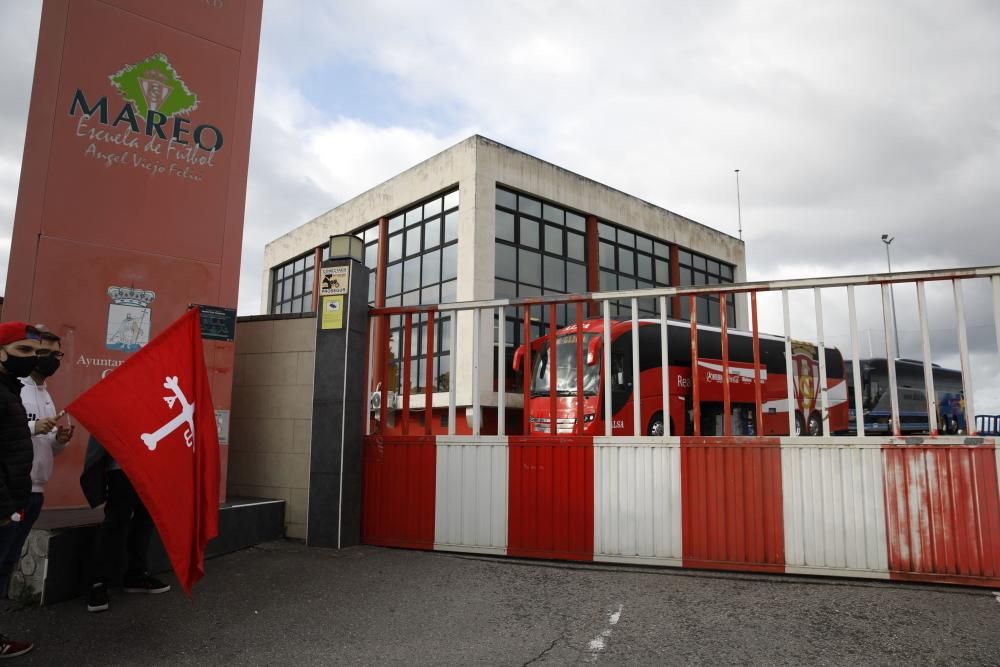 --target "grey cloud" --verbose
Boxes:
[0,1,40,157]
[2,0,999,413]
